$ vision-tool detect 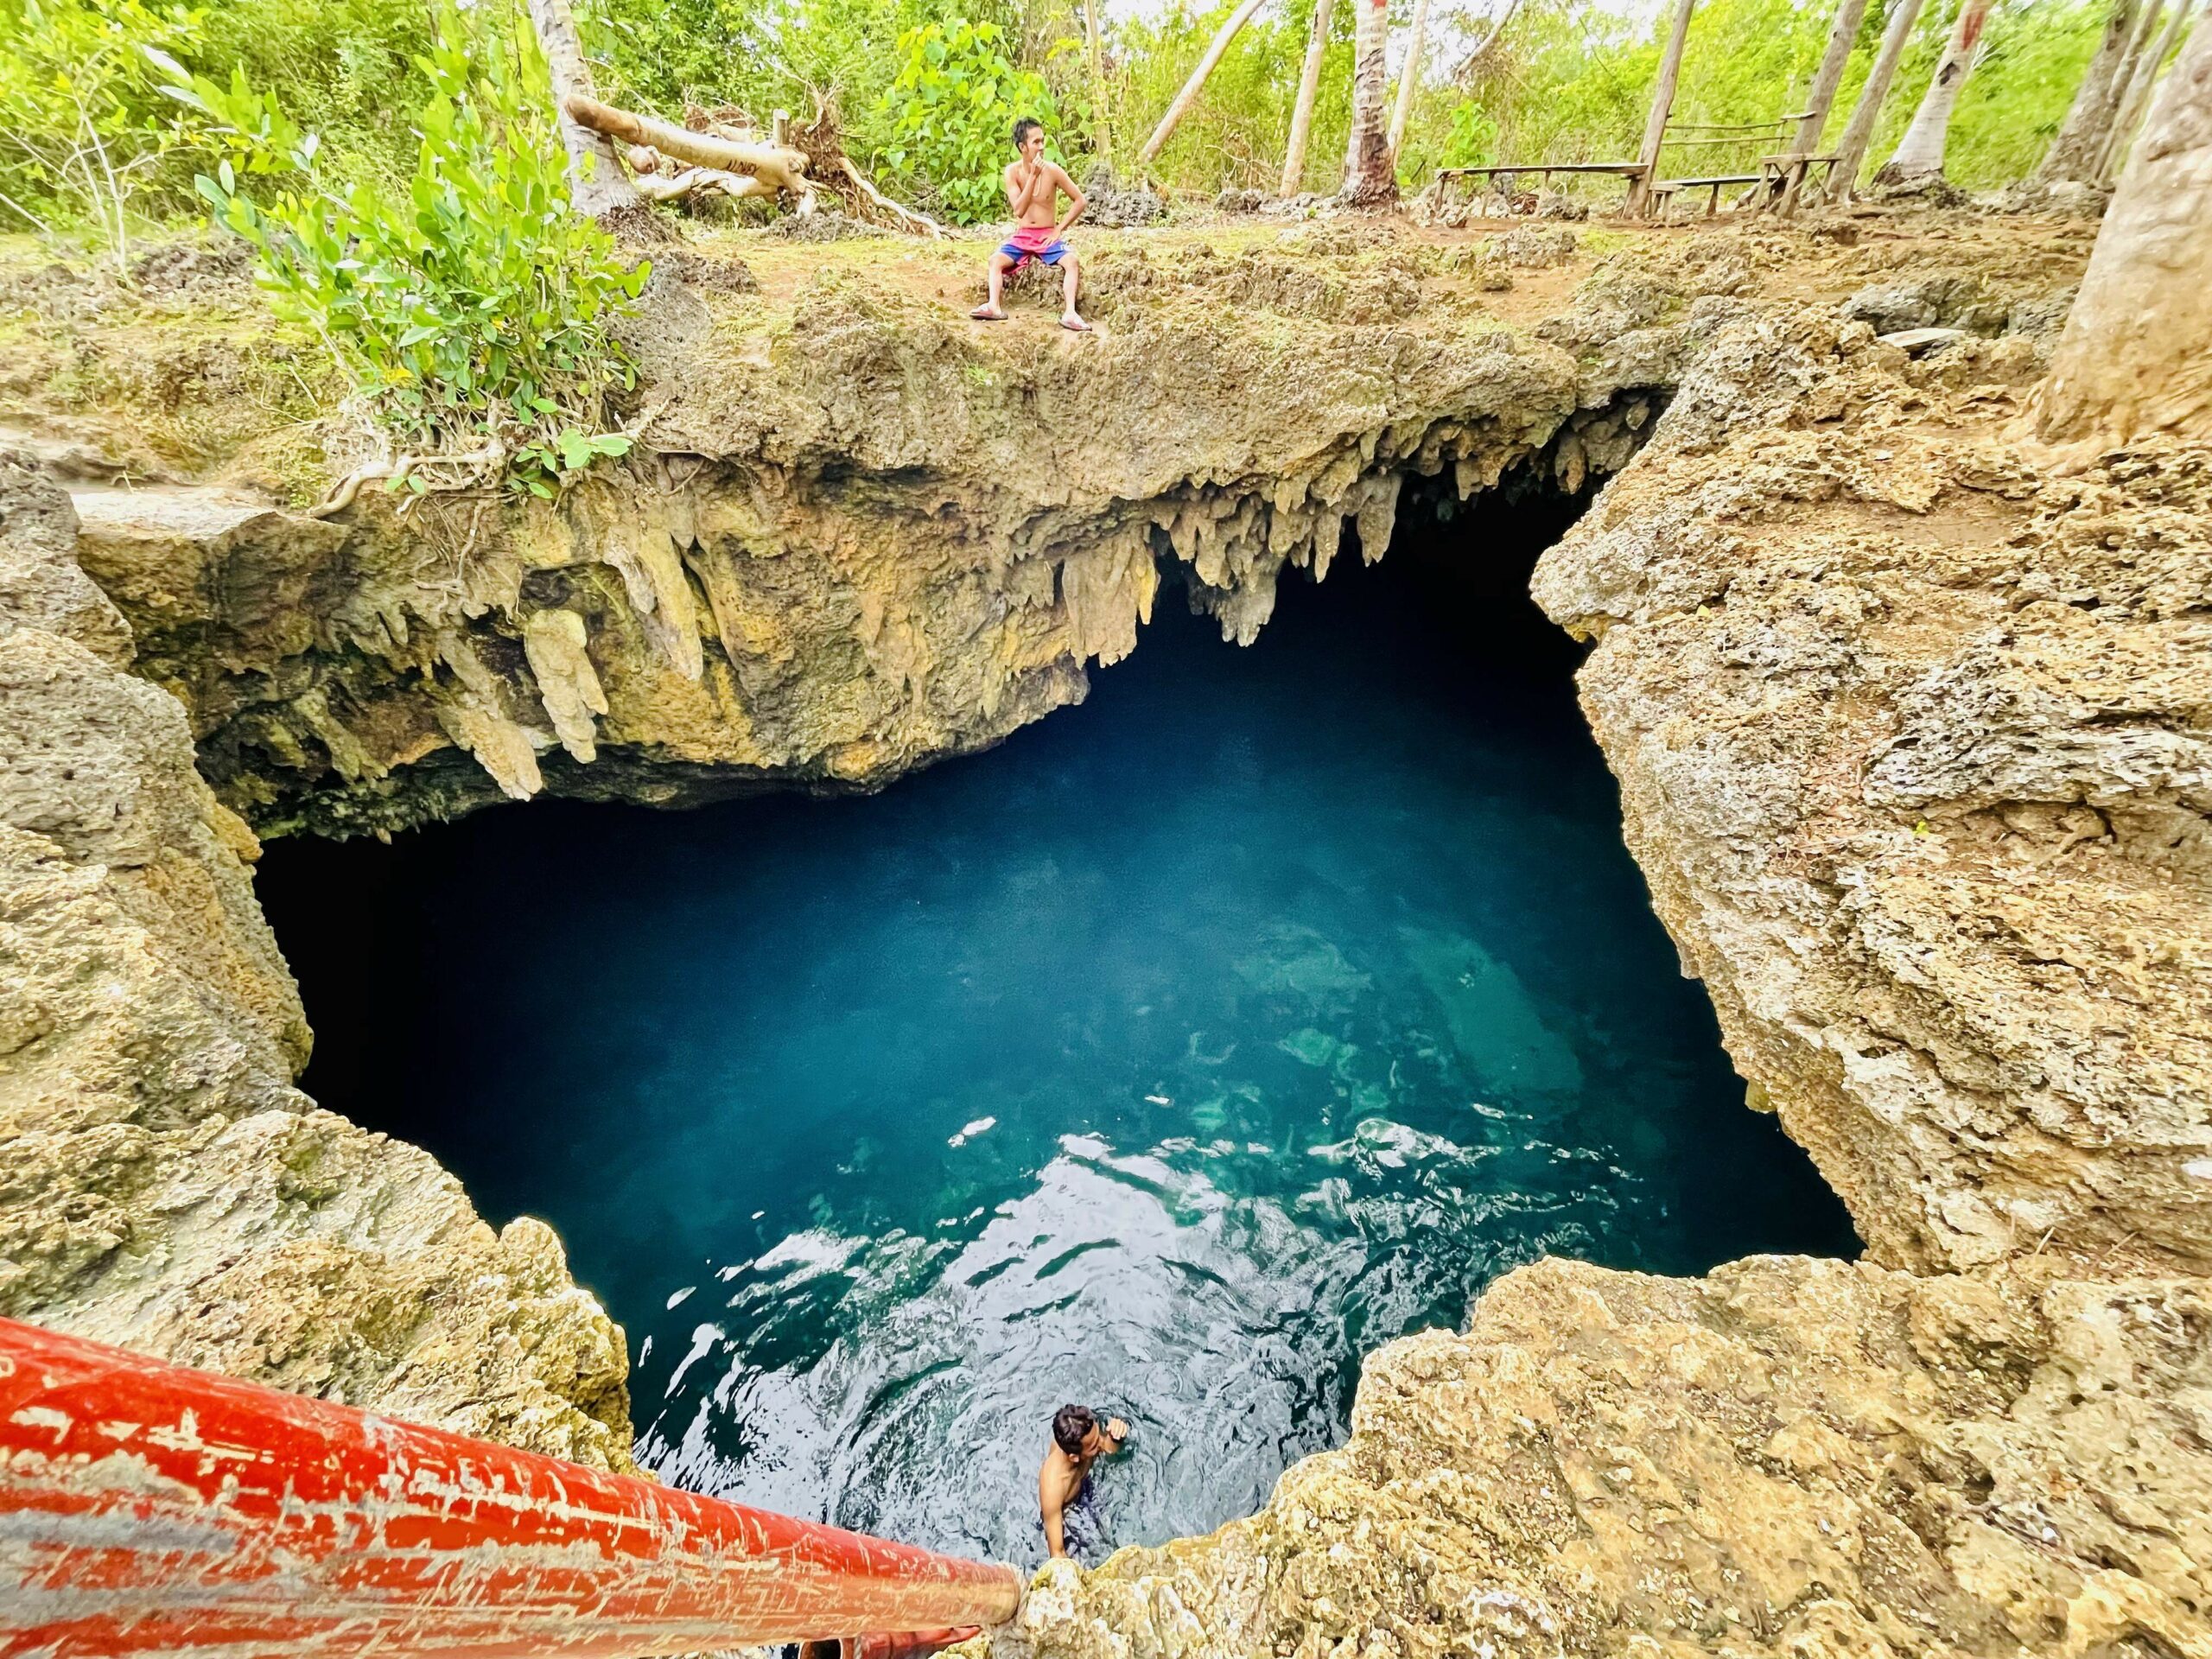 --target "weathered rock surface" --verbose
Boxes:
[0,453,633,1469]
[1533,313,2211,1281]
[11,210,2206,1658]
[63,234,1670,837]
[1017,1254,2211,1659]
